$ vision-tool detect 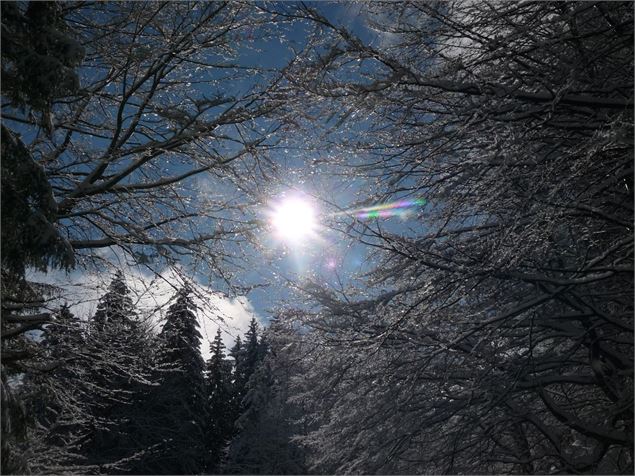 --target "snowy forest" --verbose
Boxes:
[1,1,633,474]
